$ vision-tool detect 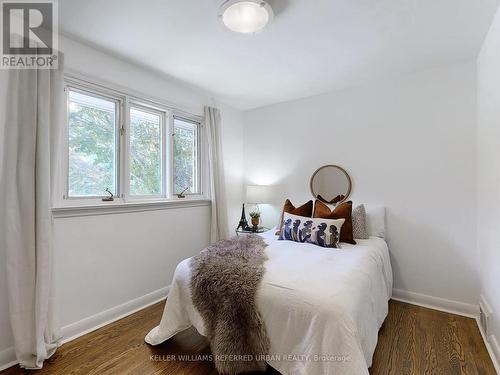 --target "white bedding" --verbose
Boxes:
[145,231,393,375]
